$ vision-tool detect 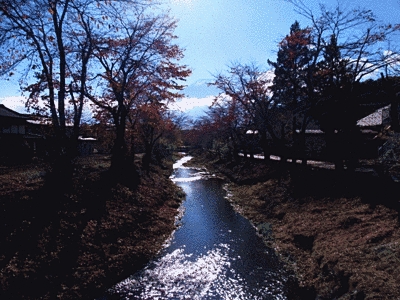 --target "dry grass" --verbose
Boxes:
[189,155,400,300]
[0,155,184,299]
